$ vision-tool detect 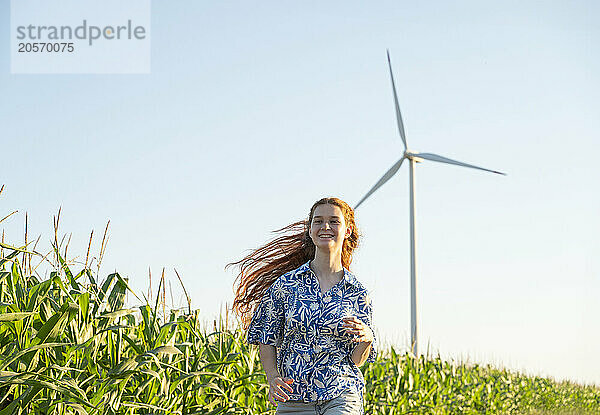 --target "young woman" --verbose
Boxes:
[228,197,377,415]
